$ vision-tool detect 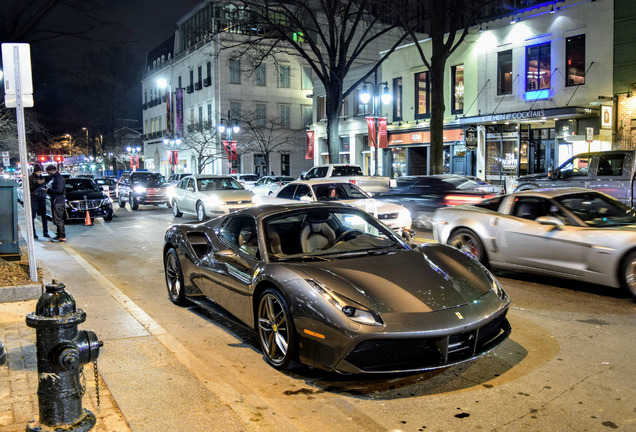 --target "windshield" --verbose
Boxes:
[332,166,364,176]
[131,173,166,186]
[556,192,636,227]
[198,177,244,190]
[312,183,370,200]
[95,178,116,186]
[264,207,404,261]
[66,179,100,193]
